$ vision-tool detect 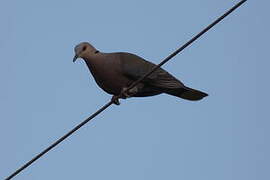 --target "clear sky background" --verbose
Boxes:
[1,0,269,180]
